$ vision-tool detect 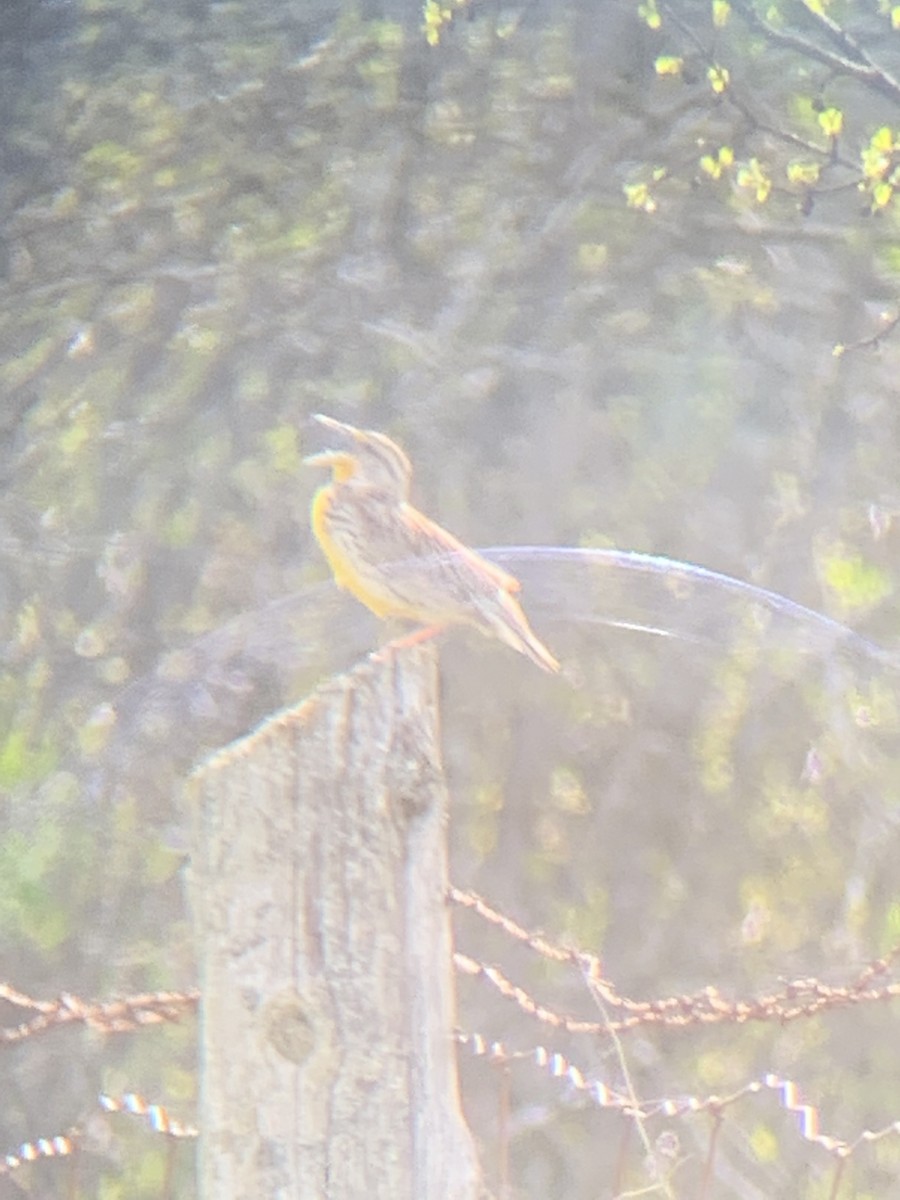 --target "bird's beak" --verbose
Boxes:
[310,413,360,440]
[304,416,366,479]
